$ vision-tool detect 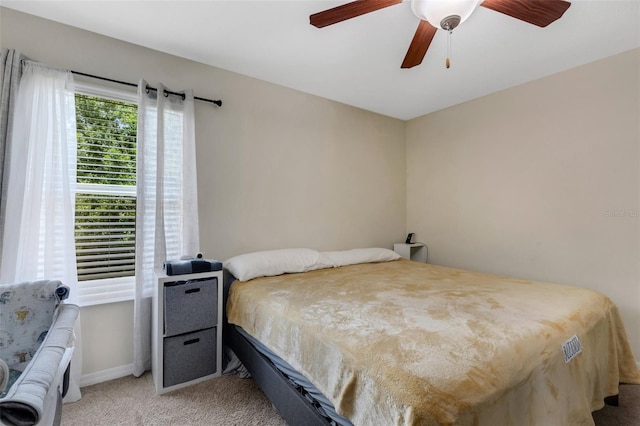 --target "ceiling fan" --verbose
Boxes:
[310,0,571,69]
